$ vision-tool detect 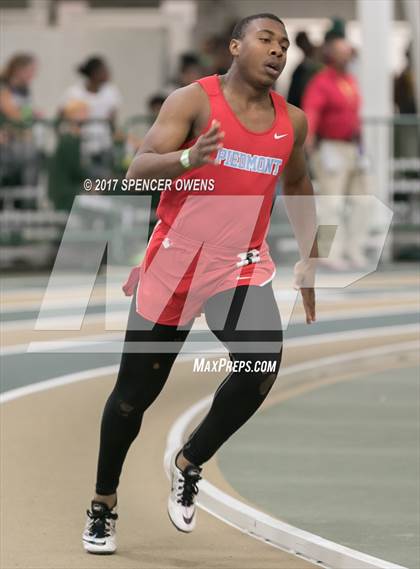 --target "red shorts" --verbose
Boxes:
[122,220,276,326]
